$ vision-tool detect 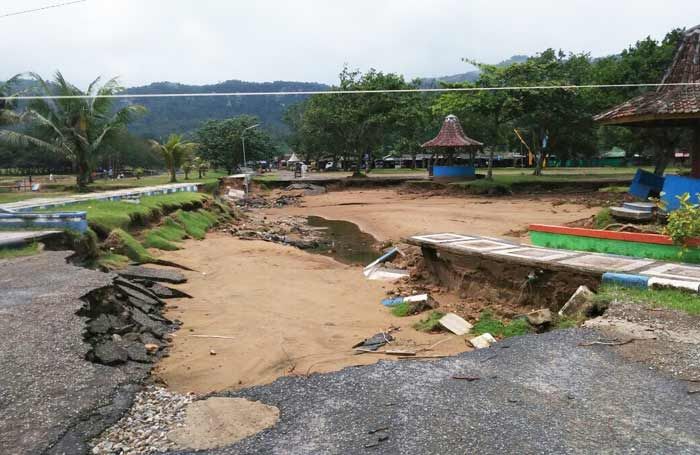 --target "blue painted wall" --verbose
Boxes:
[661,175,700,211]
[433,166,476,178]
